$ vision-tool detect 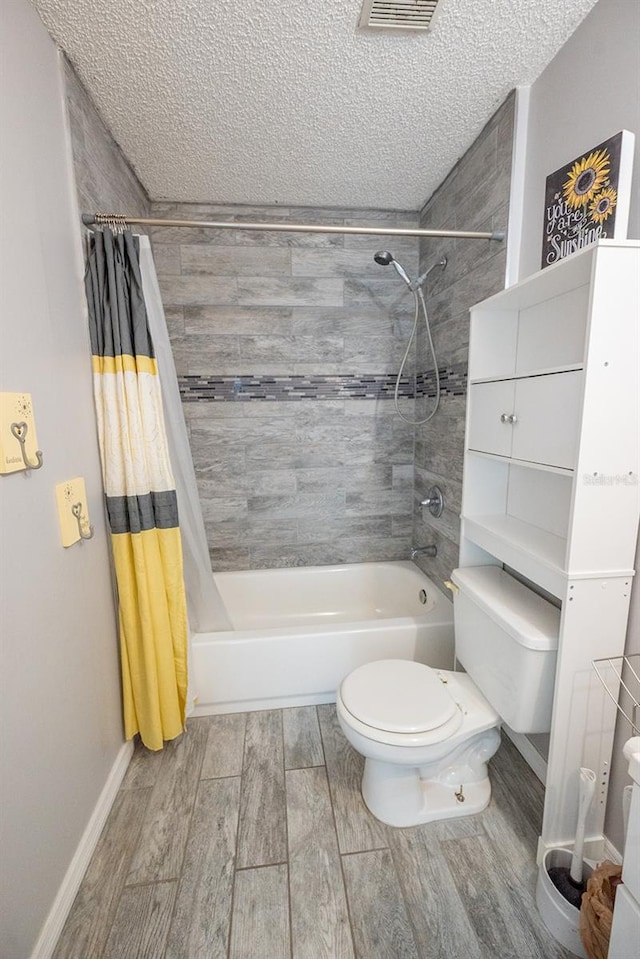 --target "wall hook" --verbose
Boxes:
[71,502,94,540]
[10,421,43,470]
